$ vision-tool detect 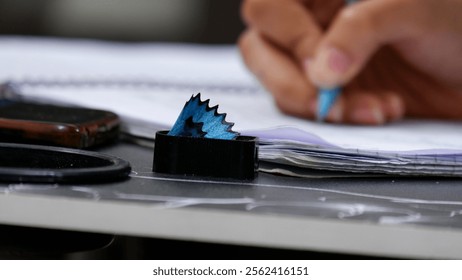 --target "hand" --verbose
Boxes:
[239,0,462,125]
